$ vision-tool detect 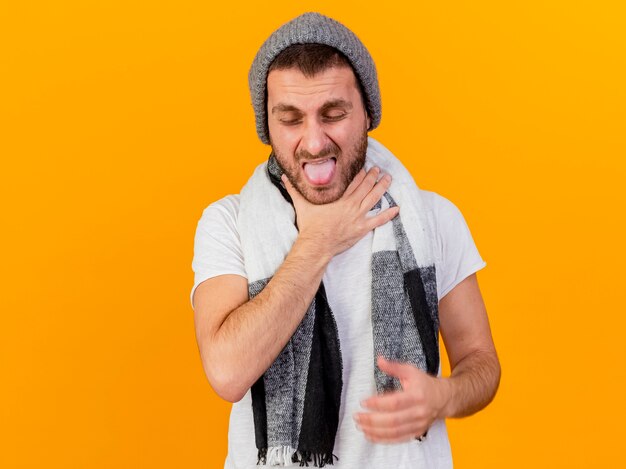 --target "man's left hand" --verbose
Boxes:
[353,356,451,444]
